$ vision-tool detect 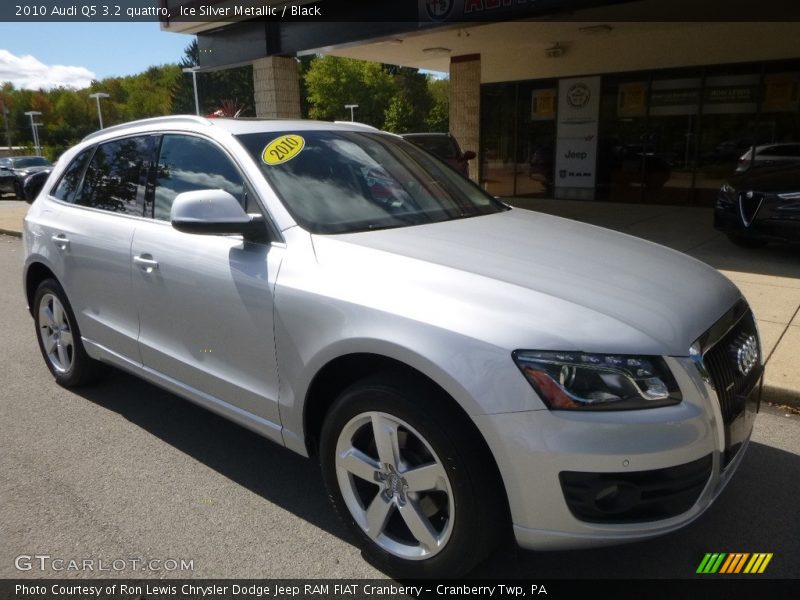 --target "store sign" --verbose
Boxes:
[762,73,800,112]
[617,82,647,118]
[531,89,557,120]
[555,76,600,191]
